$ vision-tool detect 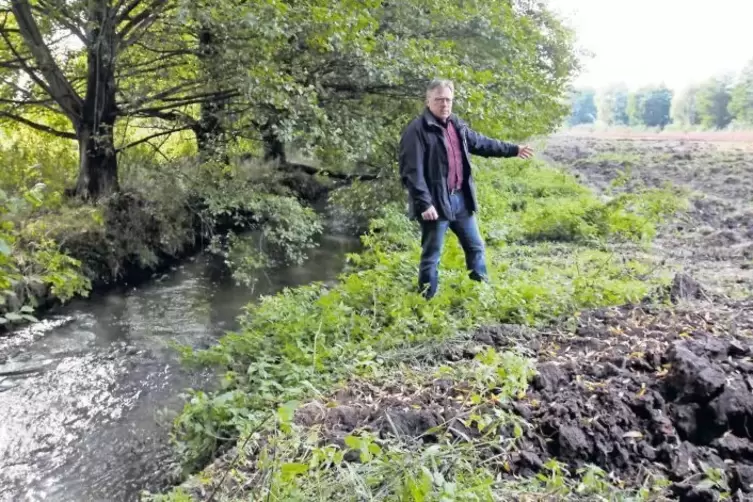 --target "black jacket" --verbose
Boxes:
[399,108,519,221]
